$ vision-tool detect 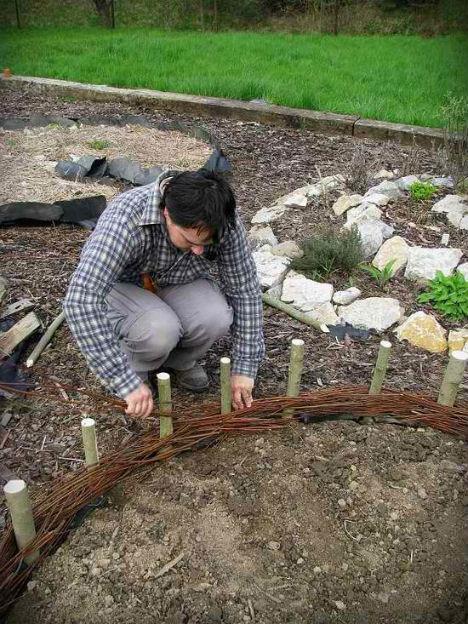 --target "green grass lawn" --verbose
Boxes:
[1,28,467,127]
